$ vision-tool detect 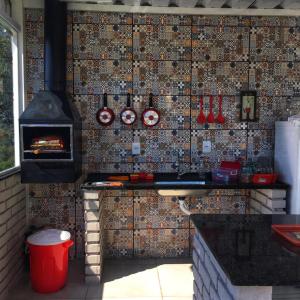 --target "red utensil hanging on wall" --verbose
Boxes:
[196,95,206,124]
[216,94,225,124]
[96,93,115,126]
[207,95,215,123]
[141,93,160,127]
[120,93,137,125]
